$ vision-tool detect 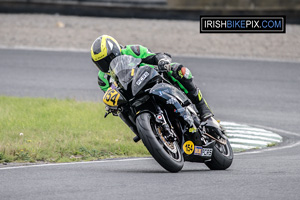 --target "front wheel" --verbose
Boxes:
[205,138,233,170]
[136,112,184,173]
